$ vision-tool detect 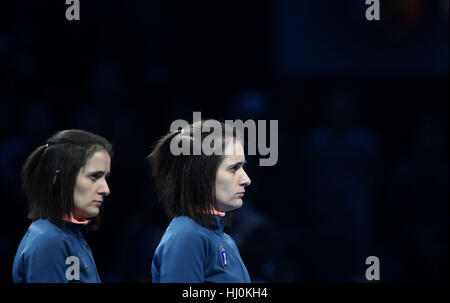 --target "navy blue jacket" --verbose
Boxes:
[12,219,101,283]
[152,215,251,283]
